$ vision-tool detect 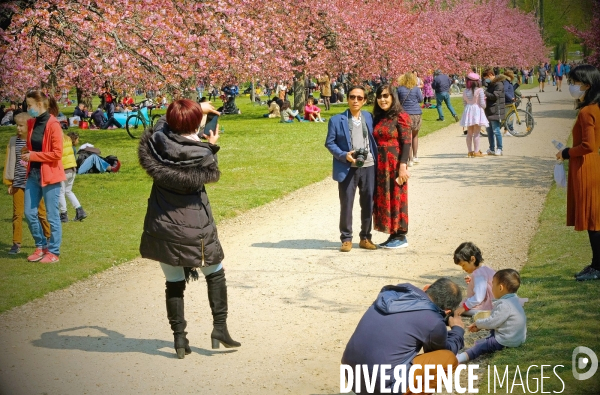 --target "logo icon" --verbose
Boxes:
[572,346,598,380]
